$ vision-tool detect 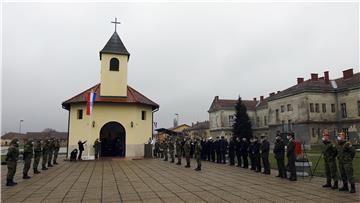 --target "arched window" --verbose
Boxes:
[109,58,119,71]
